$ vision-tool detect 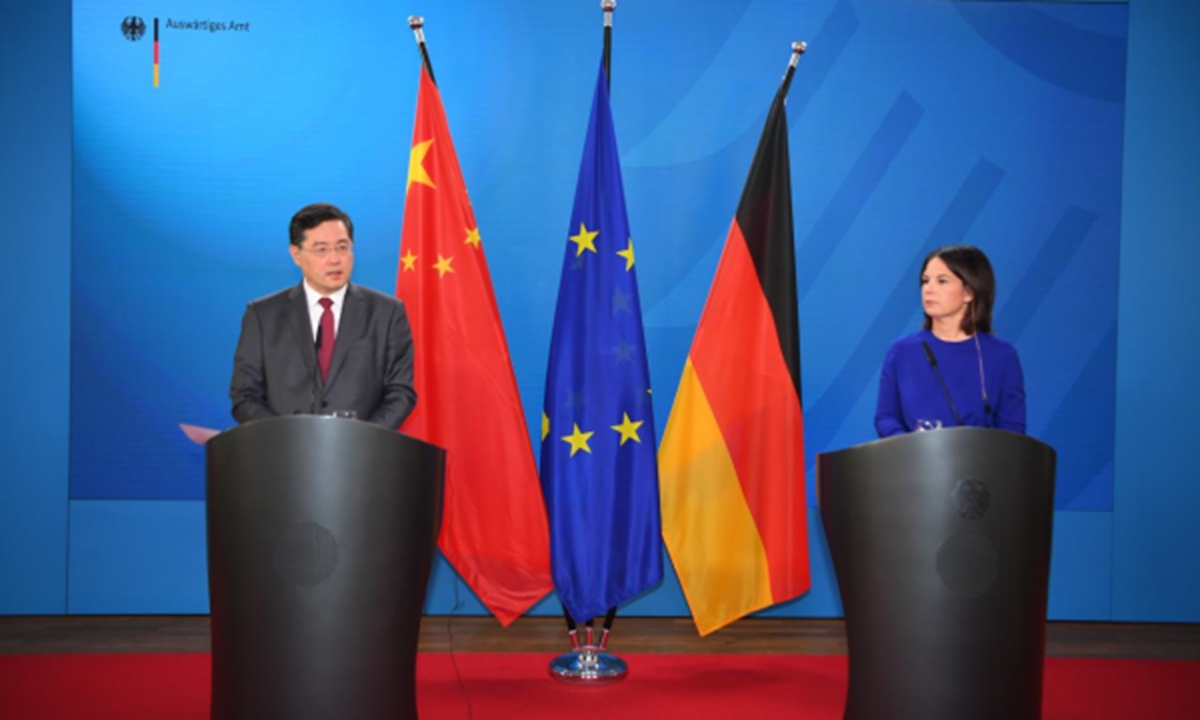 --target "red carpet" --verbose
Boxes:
[0,652,1197,719]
